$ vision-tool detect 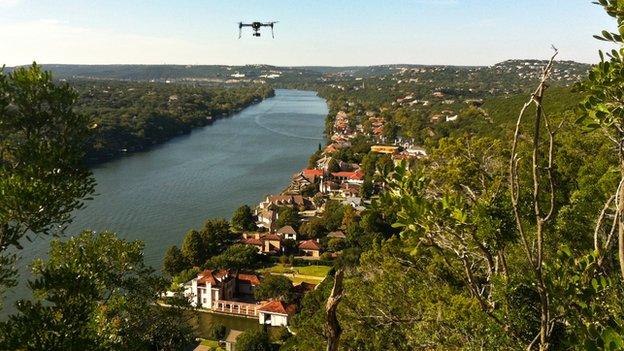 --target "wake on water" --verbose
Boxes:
[252,100,324,141]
